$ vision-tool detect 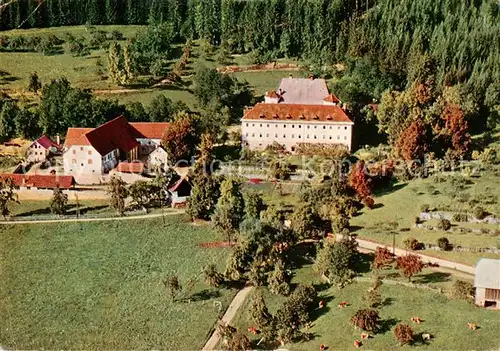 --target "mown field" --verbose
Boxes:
[351,166,500,266]
[7,199,111,217]
[0,25,303,107]
[232,264,500,350]
[0,215,234,349]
